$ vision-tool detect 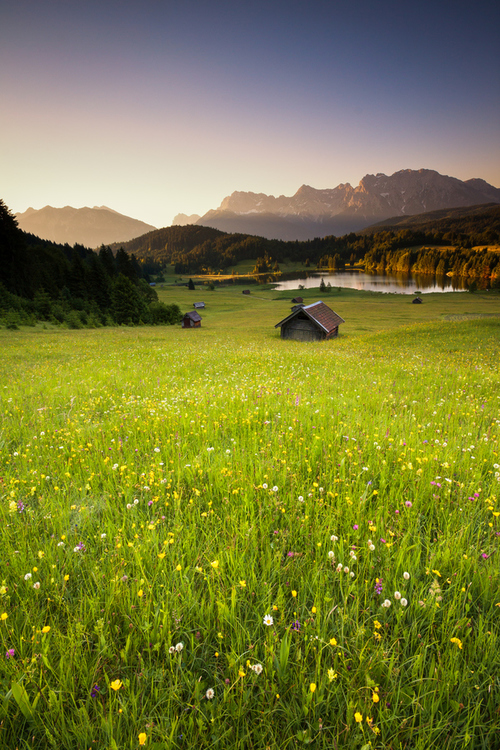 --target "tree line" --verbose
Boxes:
[0,200,182,329]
